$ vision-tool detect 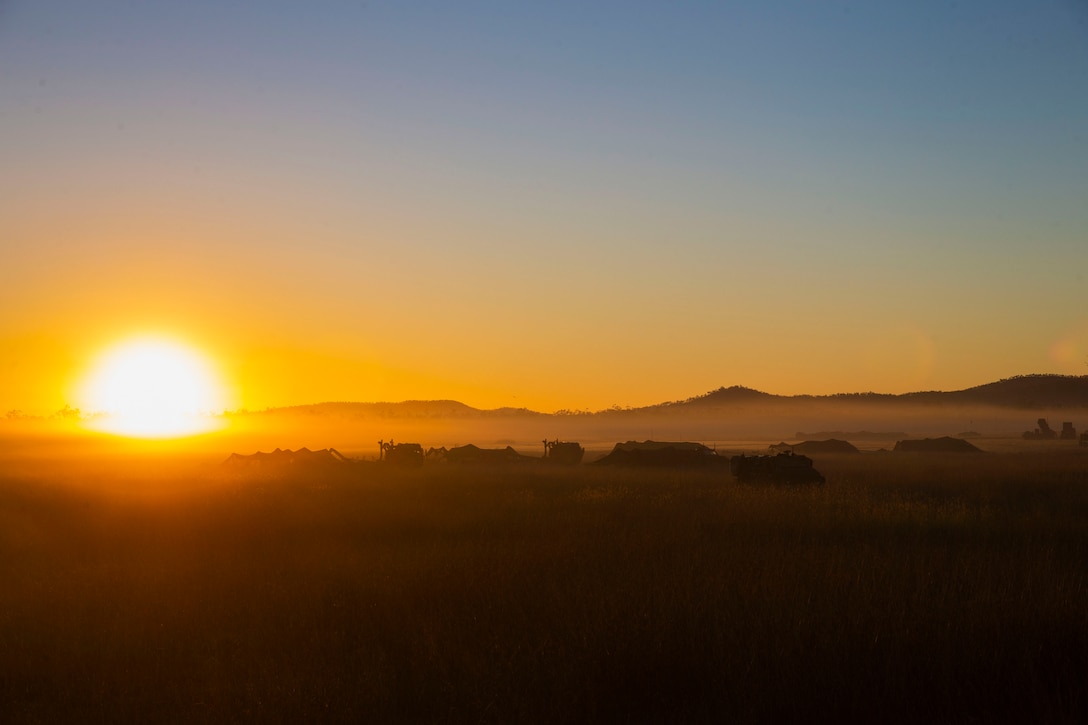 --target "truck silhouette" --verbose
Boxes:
[543,439,585,465]
[729,451,825,484]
